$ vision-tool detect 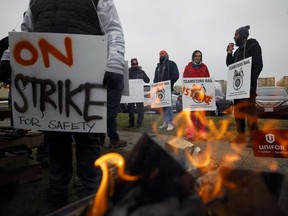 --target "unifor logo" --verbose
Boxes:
[265,134,275,144]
